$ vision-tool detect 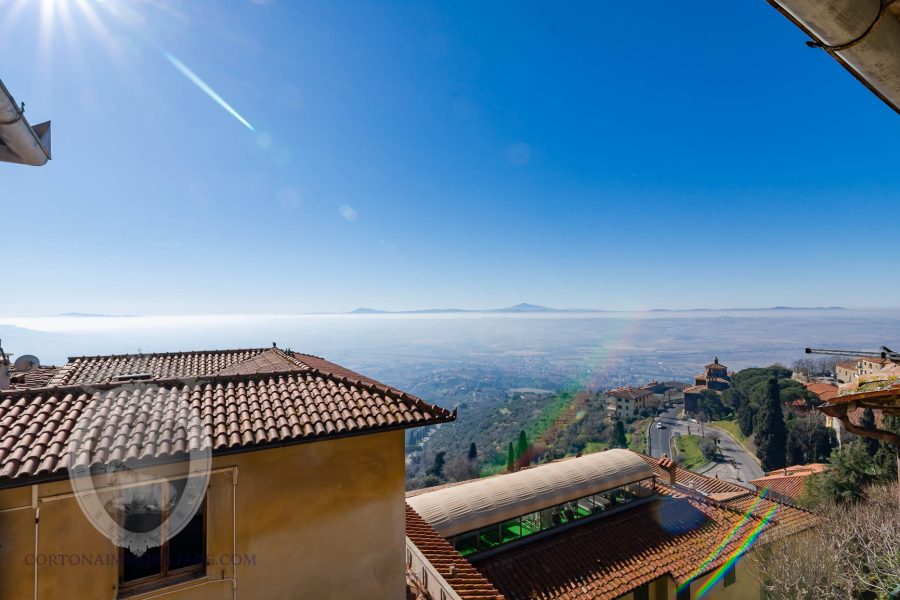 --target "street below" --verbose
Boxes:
[648,406,764,486]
